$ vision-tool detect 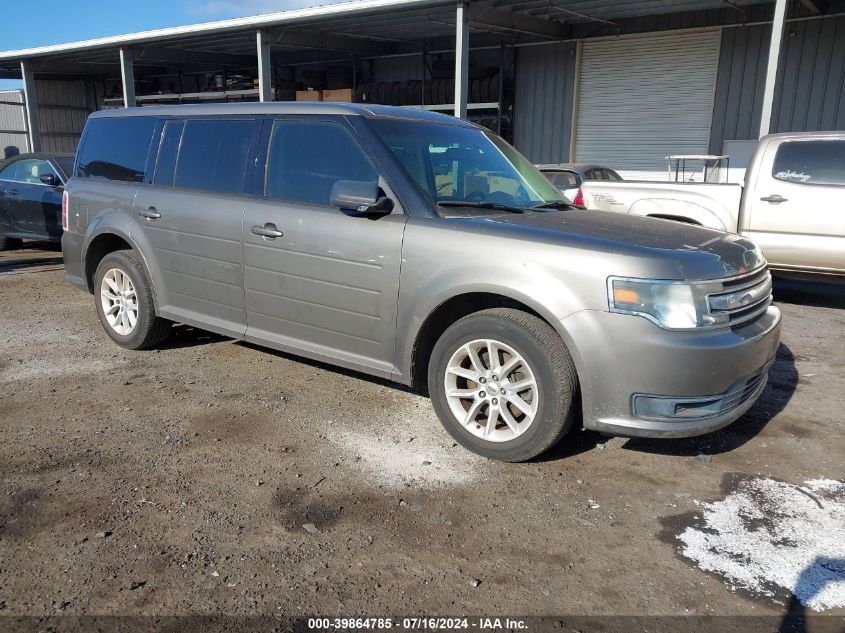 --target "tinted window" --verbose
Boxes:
[153,121,184,187]
[605,169,622,181]
[0,161,19,181]
[174,119,255,194]
[266,121,378,205]
[76,117,156,182]
[55,157,74,179]
[0,159,55,184]
[772,140,845,186]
